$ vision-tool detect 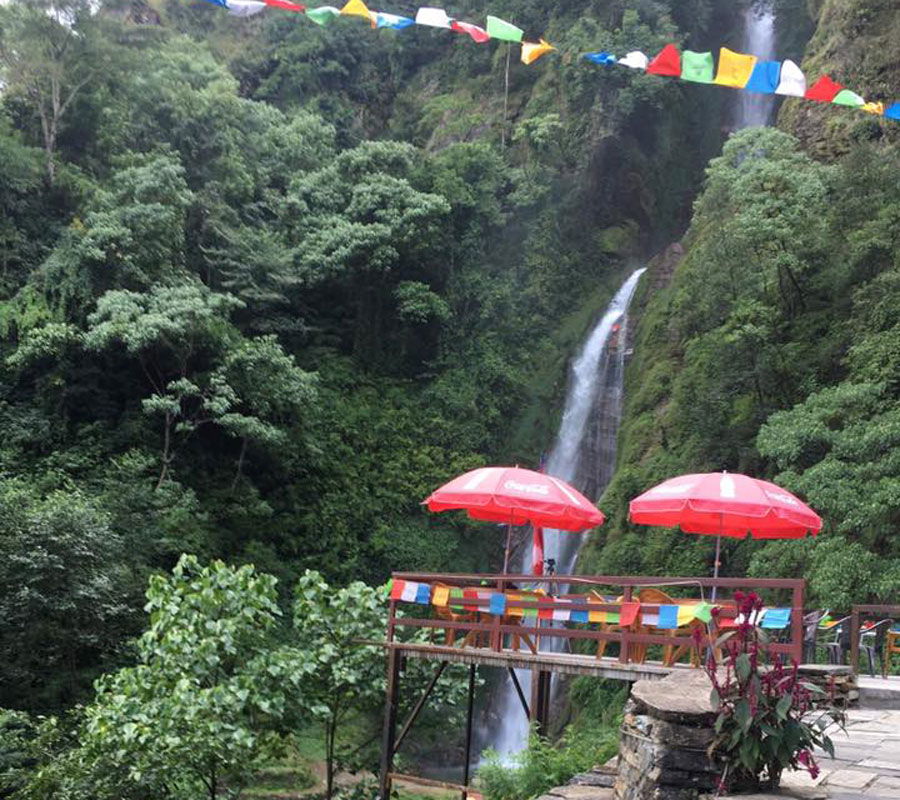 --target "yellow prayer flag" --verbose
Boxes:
[432,585,450,607]
[713,47,757,89]
[506,592,524,618]
[588,609,606,623]
[862,102,885,115]
[676,604,696,626]
[521,39,556,66]
[340,0,370,18]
